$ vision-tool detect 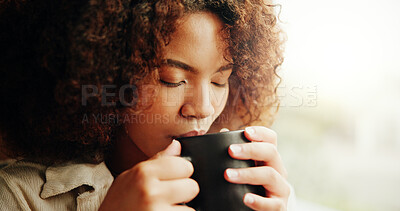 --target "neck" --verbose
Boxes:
[106,127,148,176]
